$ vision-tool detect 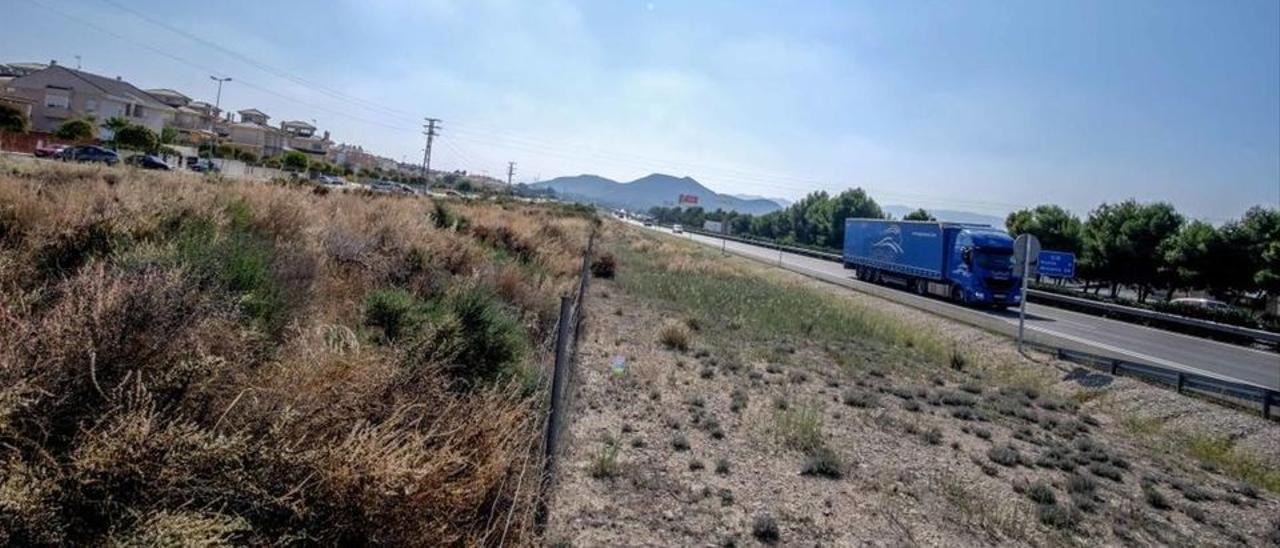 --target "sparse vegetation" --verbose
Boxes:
[591,437,622,479]
[841,388,880,408]
[659,322,692,352]
[922,428,944,446]
[0,162,593,545]
[715,458,731,475]
[751,514,780,544]
[774,403,824,452]
[801,446,846,479]
[988,445,1024,467]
